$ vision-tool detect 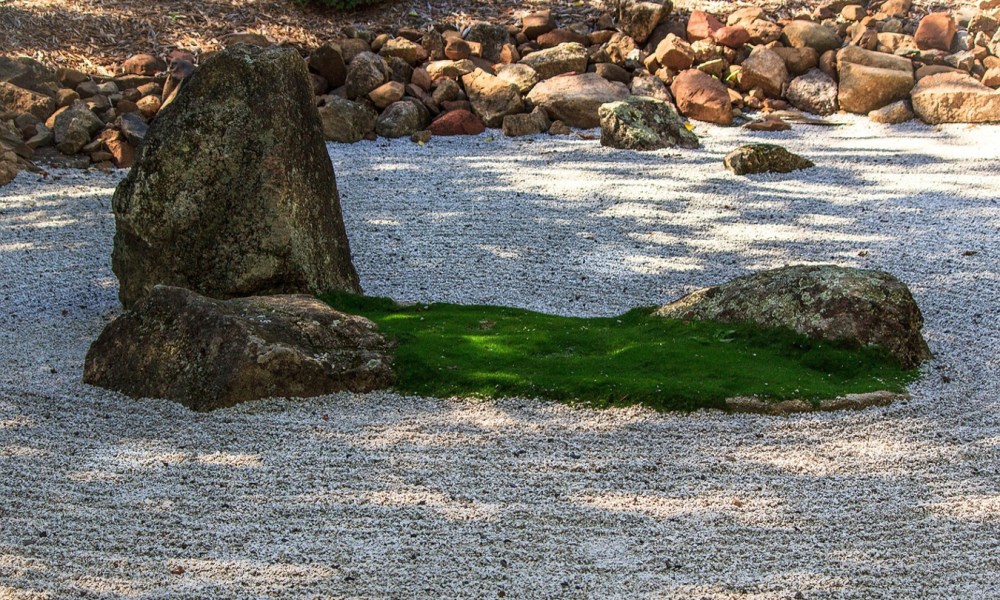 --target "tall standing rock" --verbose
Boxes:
[111,44,361,309]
